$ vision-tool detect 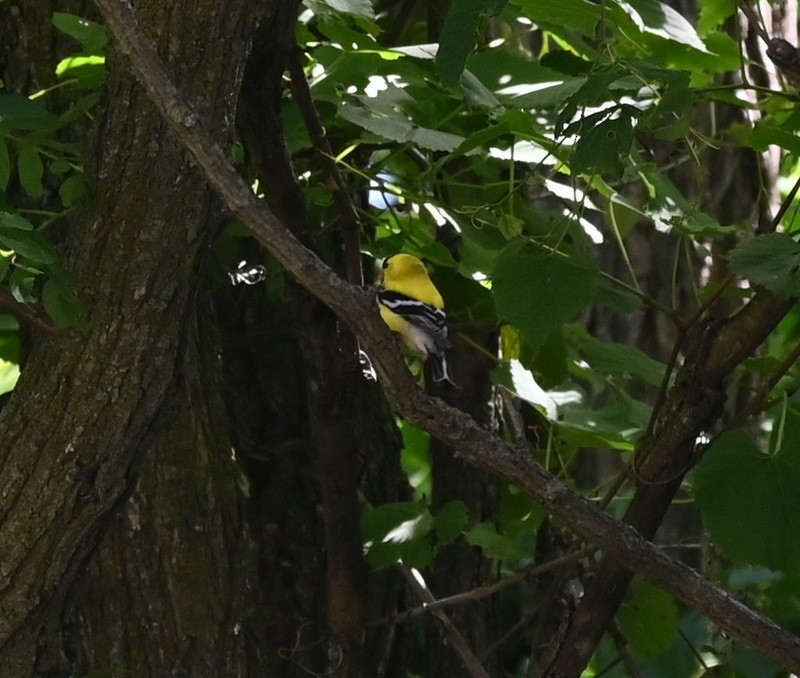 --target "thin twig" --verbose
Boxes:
[371,548,594,628]
[287,45,364,287]
[0,287,55,334]
[399,566,491,678]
